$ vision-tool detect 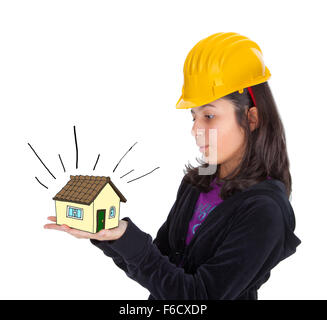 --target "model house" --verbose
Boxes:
[53,175,127,233]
